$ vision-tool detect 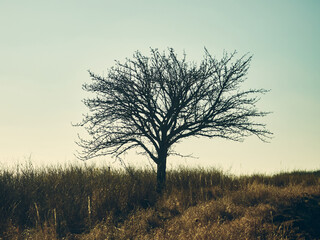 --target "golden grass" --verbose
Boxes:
[1,164,319,239]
